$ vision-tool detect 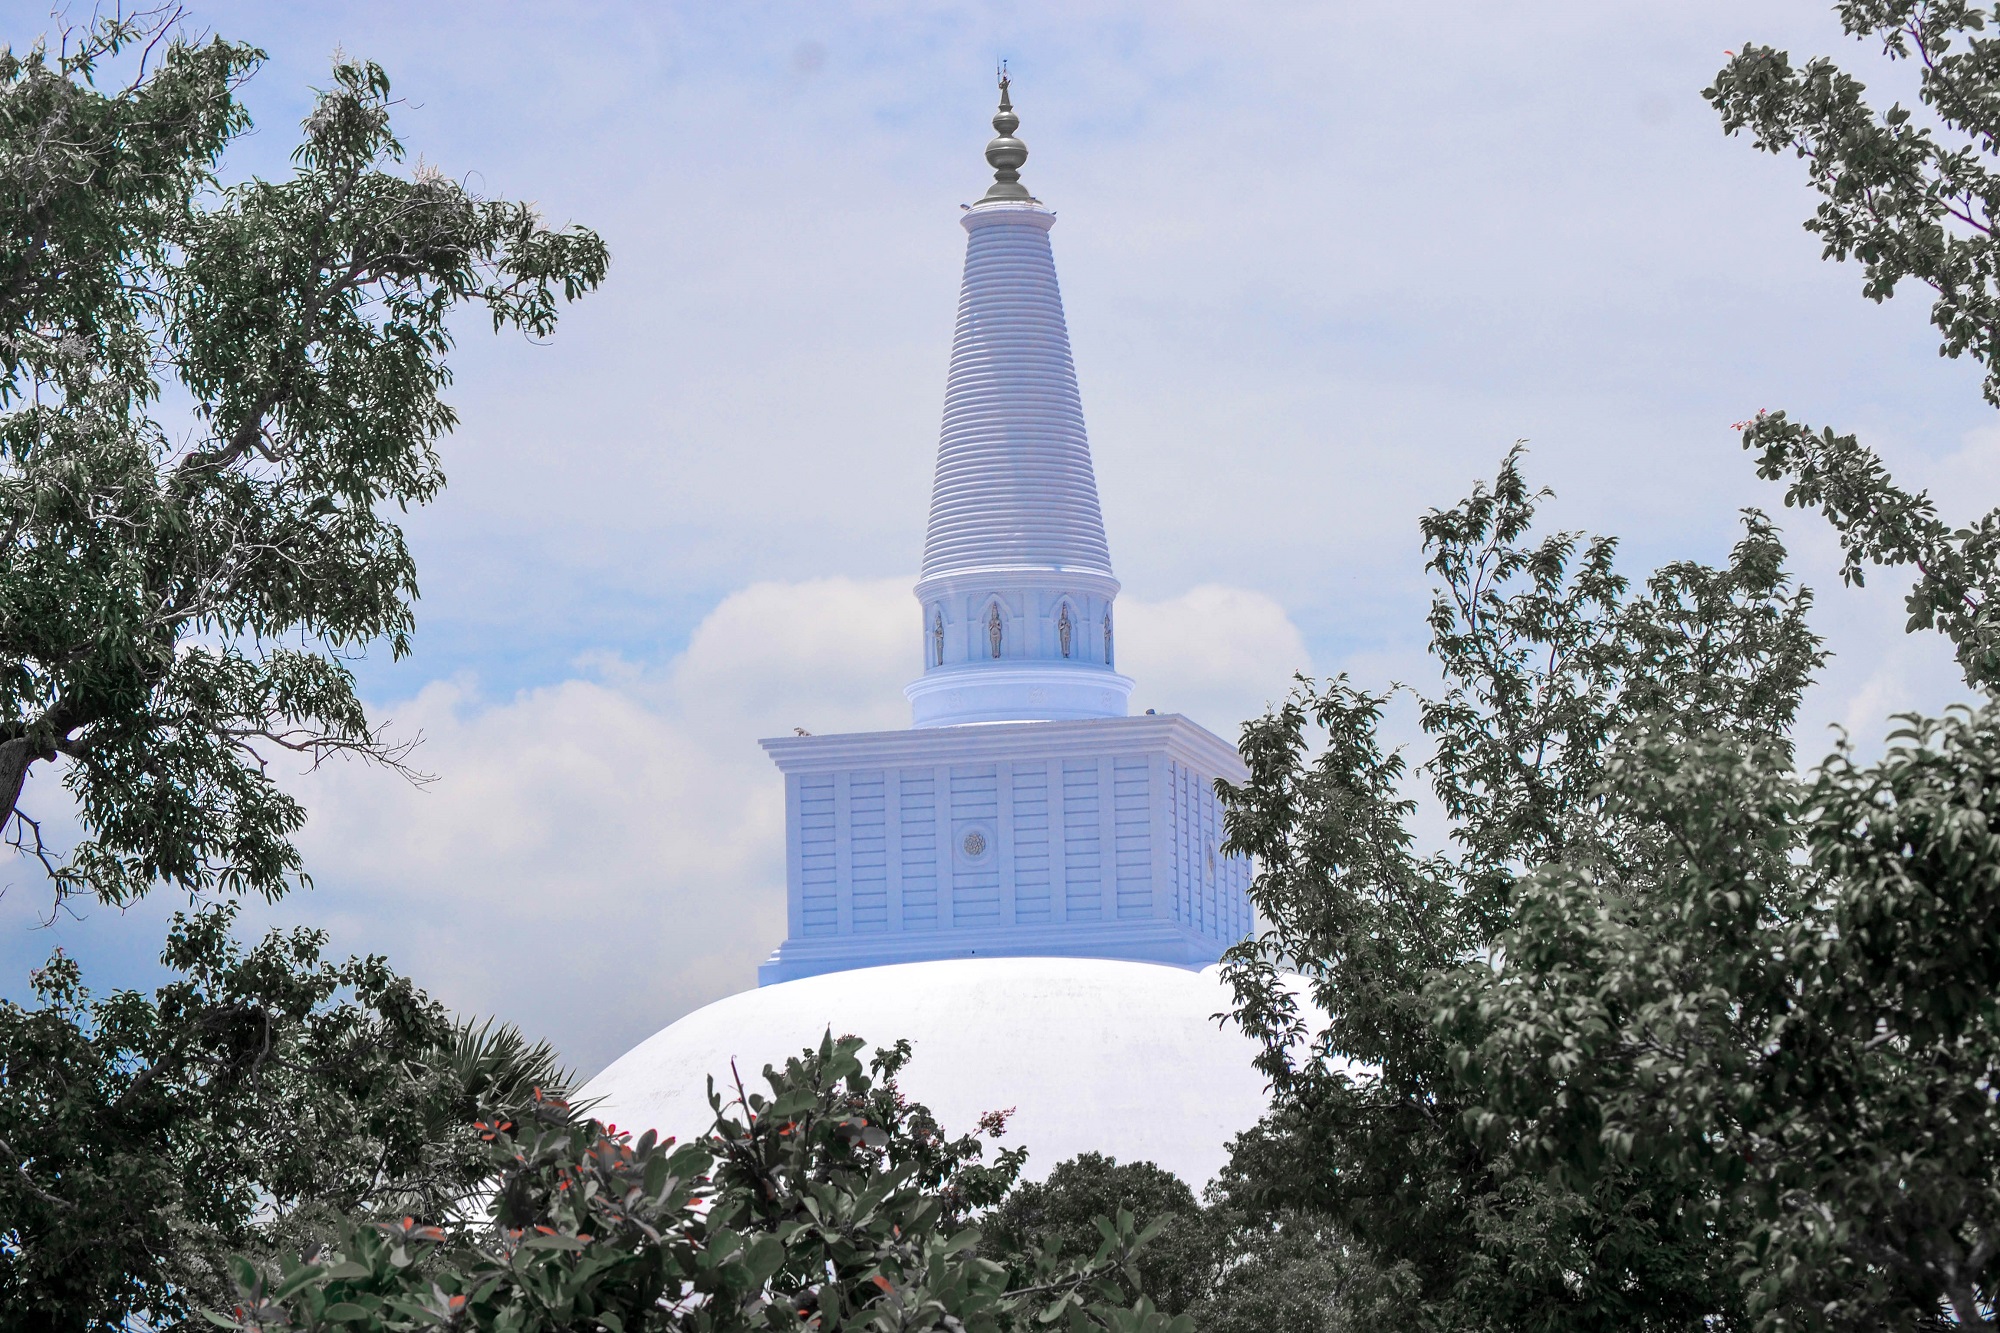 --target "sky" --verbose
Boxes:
[2,1,1994,1077]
